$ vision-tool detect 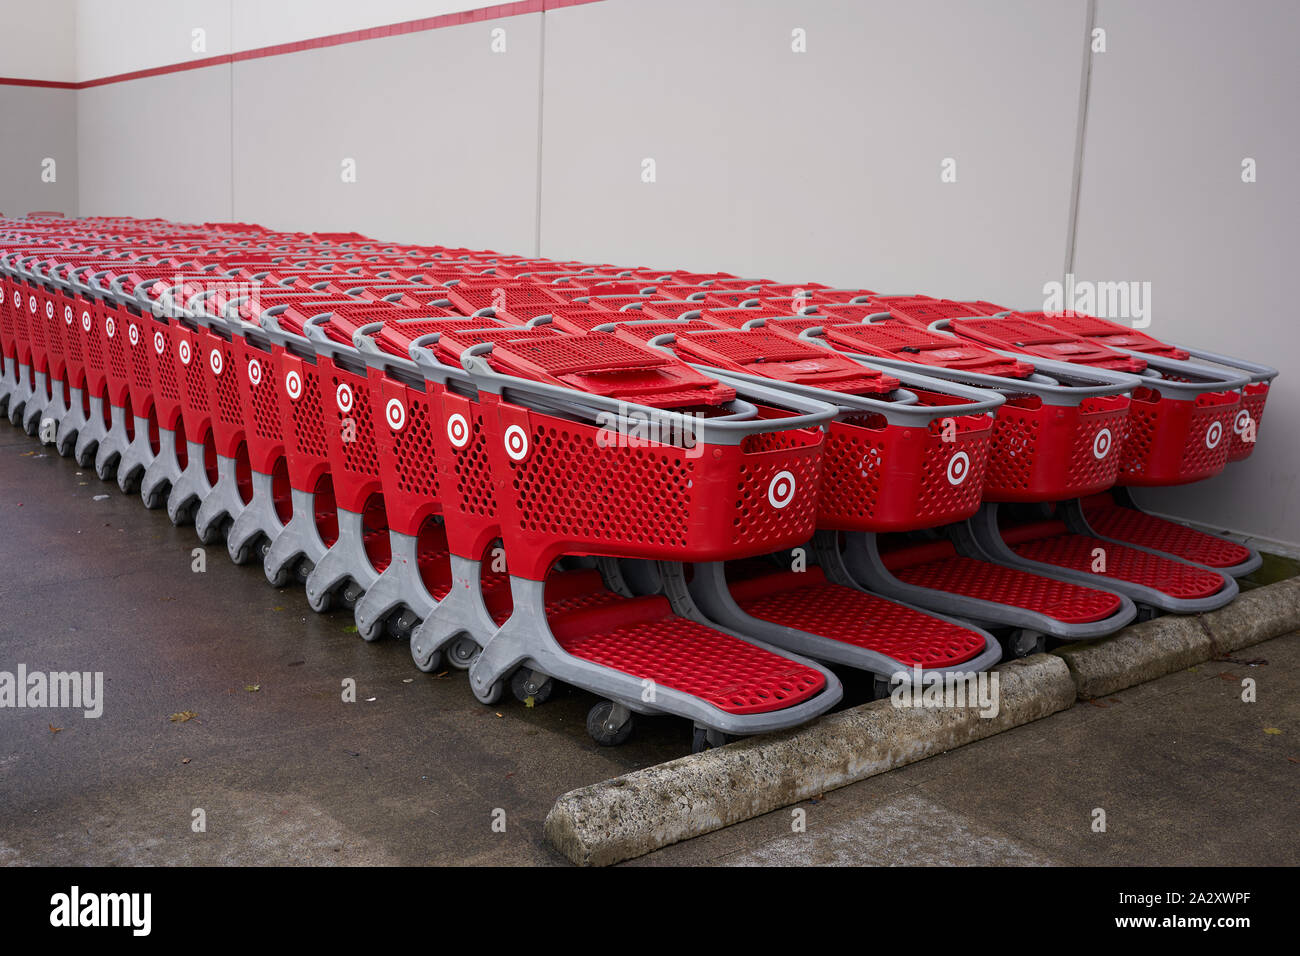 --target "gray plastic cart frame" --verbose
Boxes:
[255,308,340,592]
